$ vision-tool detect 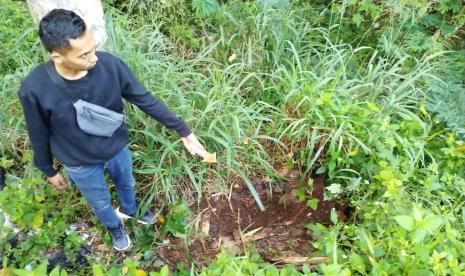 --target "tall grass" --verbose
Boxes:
[1,0,453,209]
[2,0,465,273]
[111,2,452,216]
